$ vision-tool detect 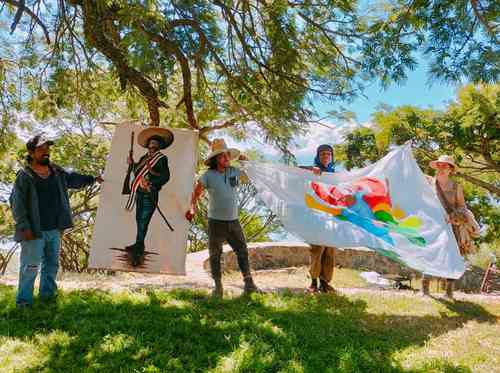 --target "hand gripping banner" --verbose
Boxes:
[242,144,465,279]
